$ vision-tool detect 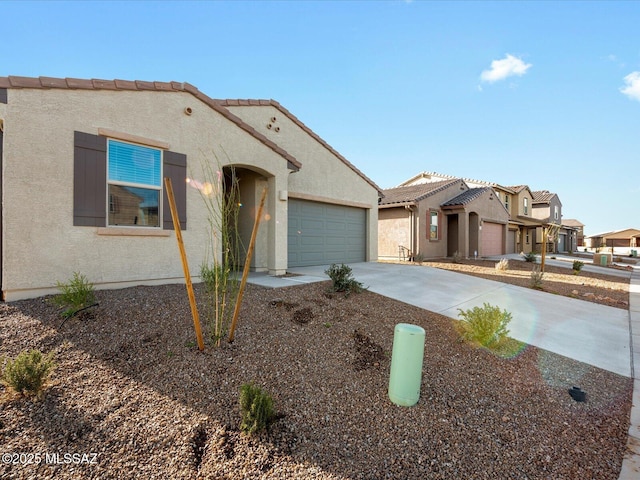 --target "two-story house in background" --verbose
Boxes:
[378,171,576,261]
